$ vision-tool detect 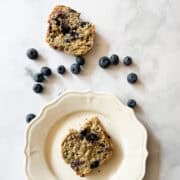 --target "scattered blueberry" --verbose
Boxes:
[70,63,81,74]
[127,99,137,108]
[123,56,132,65]
[86,133,99,143]
[110,54,120,65]
[26,113,36,123]
[33,83,44,93]
[99,56,111,69]
[26,48,39,60]
[57,65,66,75]
[90,160,99,169]
[127,73,138,84]
[76,56,85,66]
[33,73,45,82]
[41,66,52,77]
